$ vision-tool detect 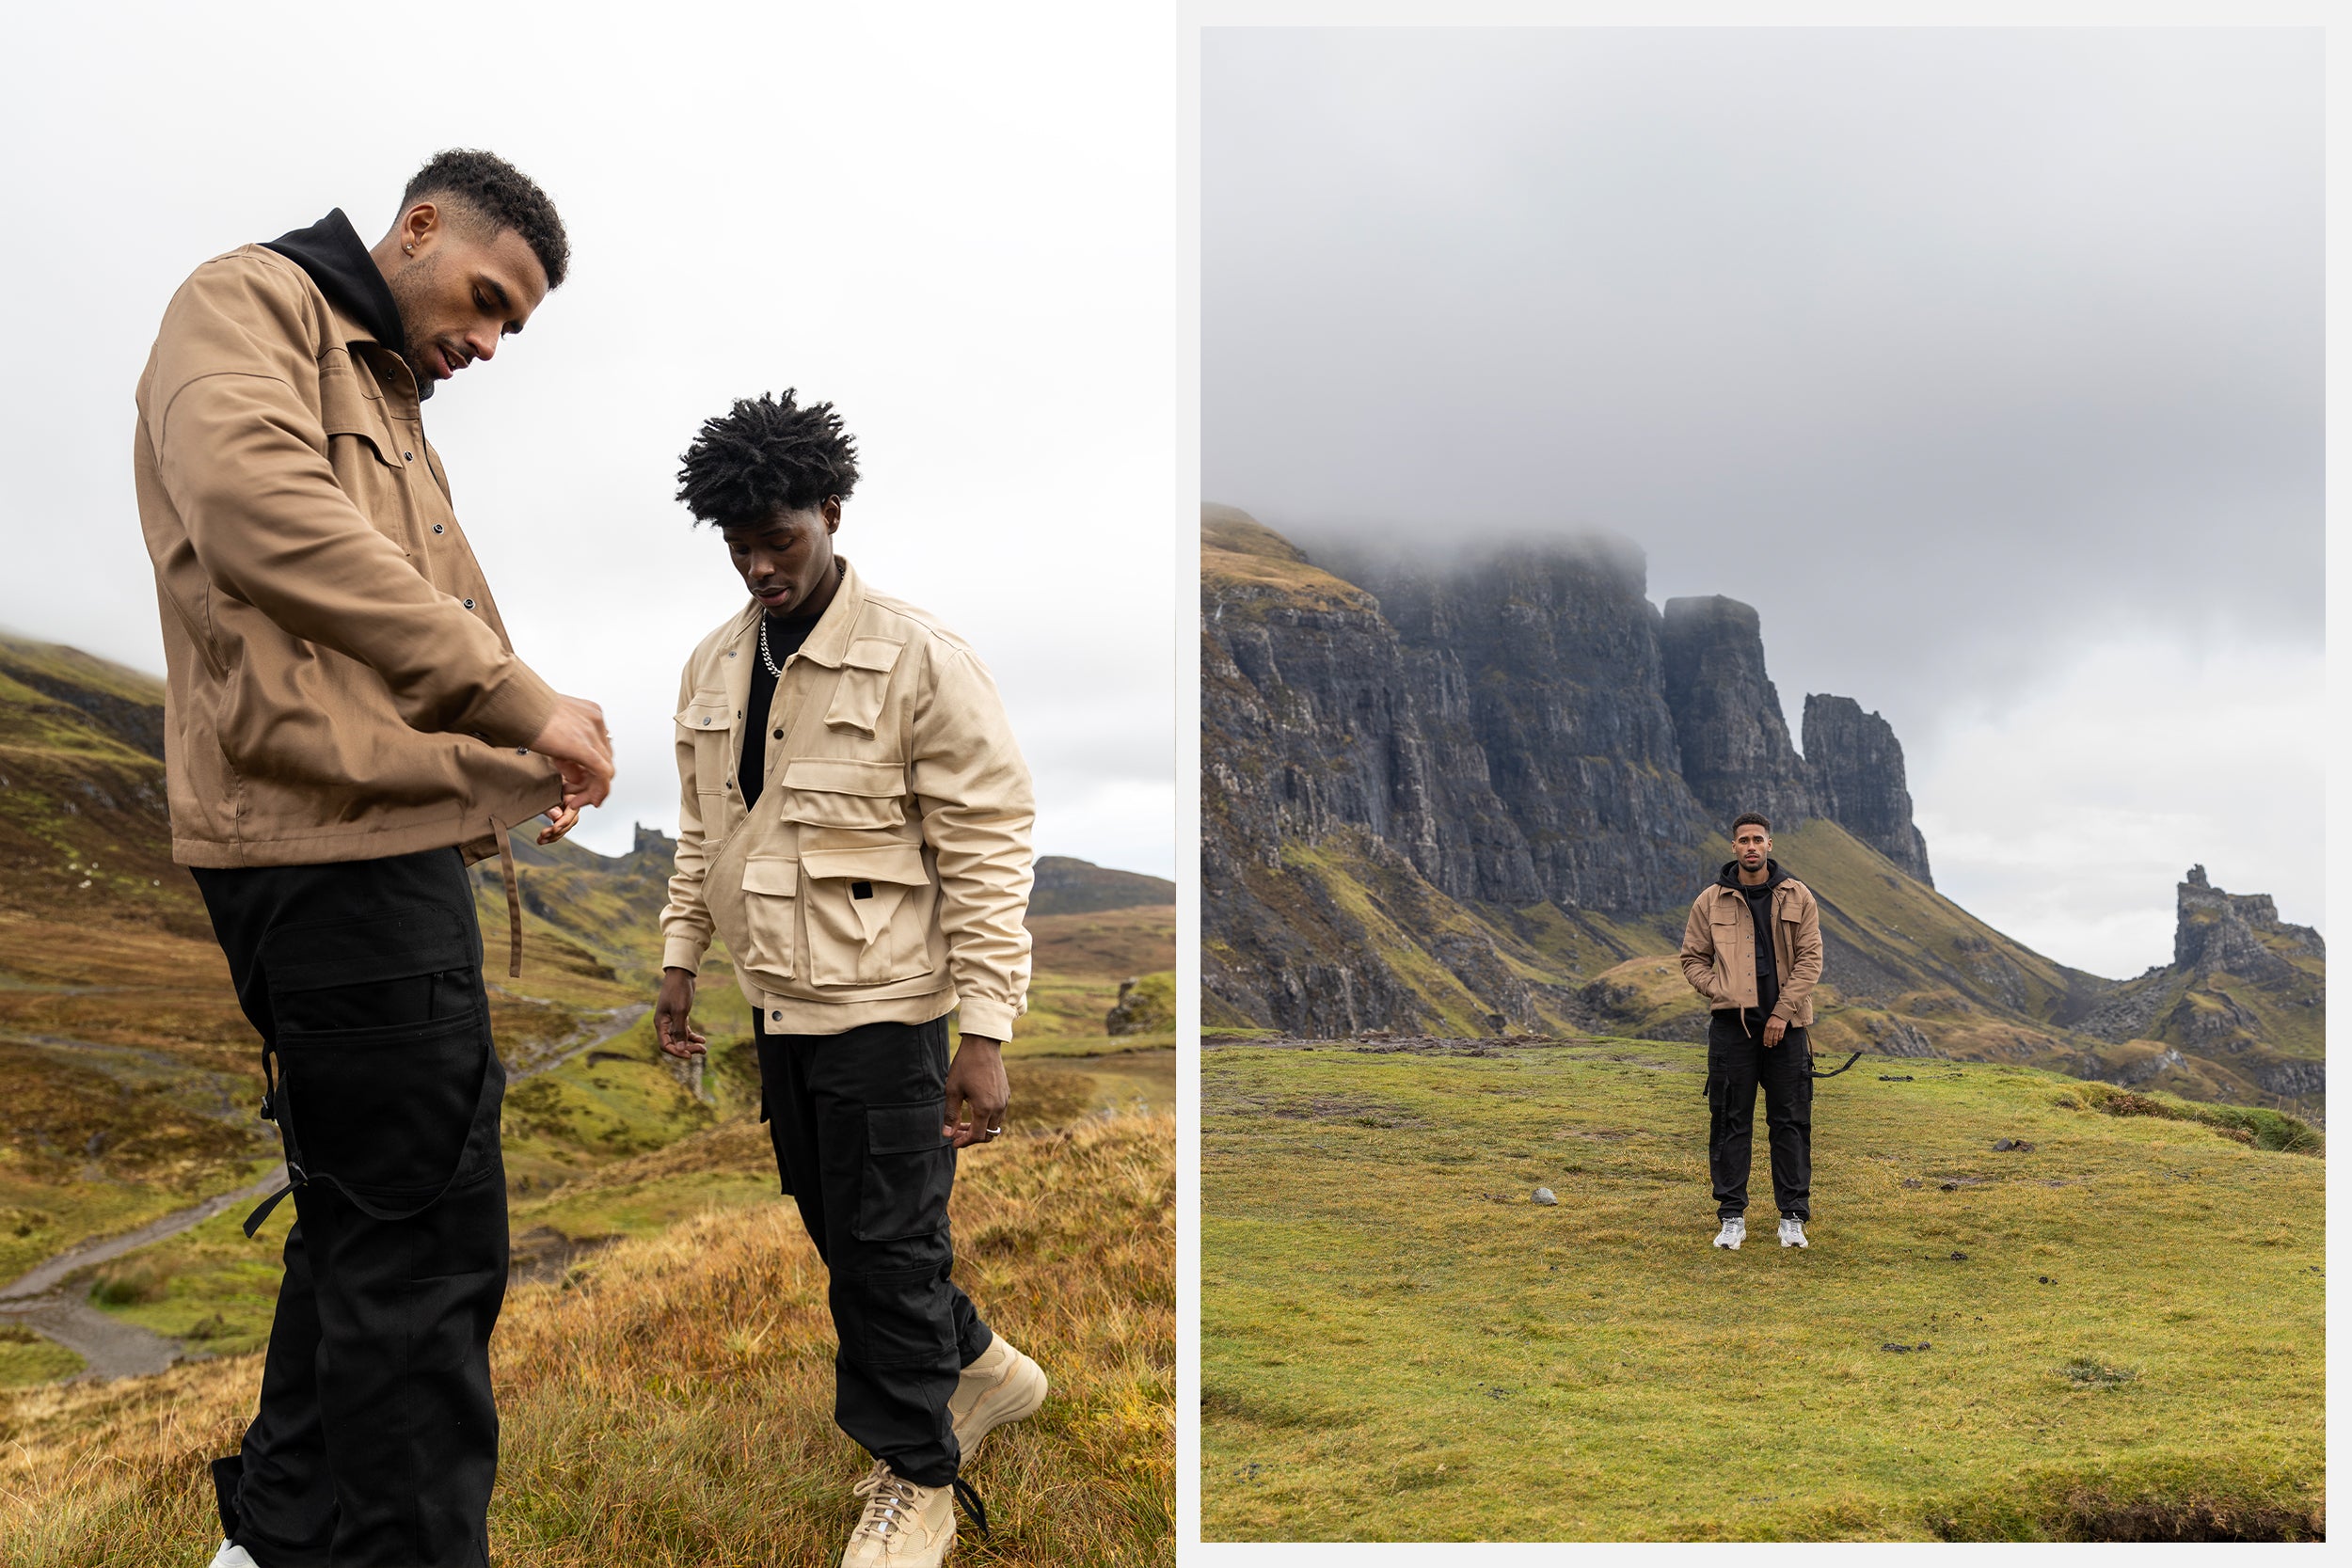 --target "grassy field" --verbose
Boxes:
[0,1109,1174,1566]
[1201,1039,2324,1543]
